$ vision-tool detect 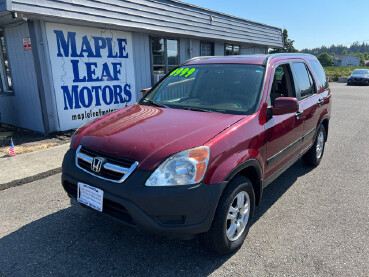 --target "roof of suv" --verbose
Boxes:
[184,53,317,66]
